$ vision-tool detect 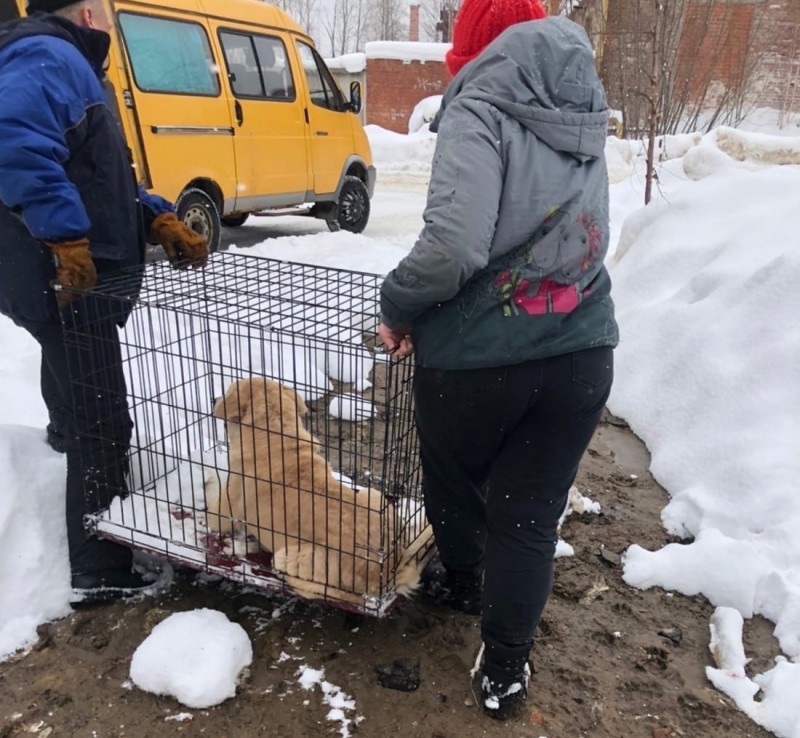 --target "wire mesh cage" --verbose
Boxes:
[61,252,433,615]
